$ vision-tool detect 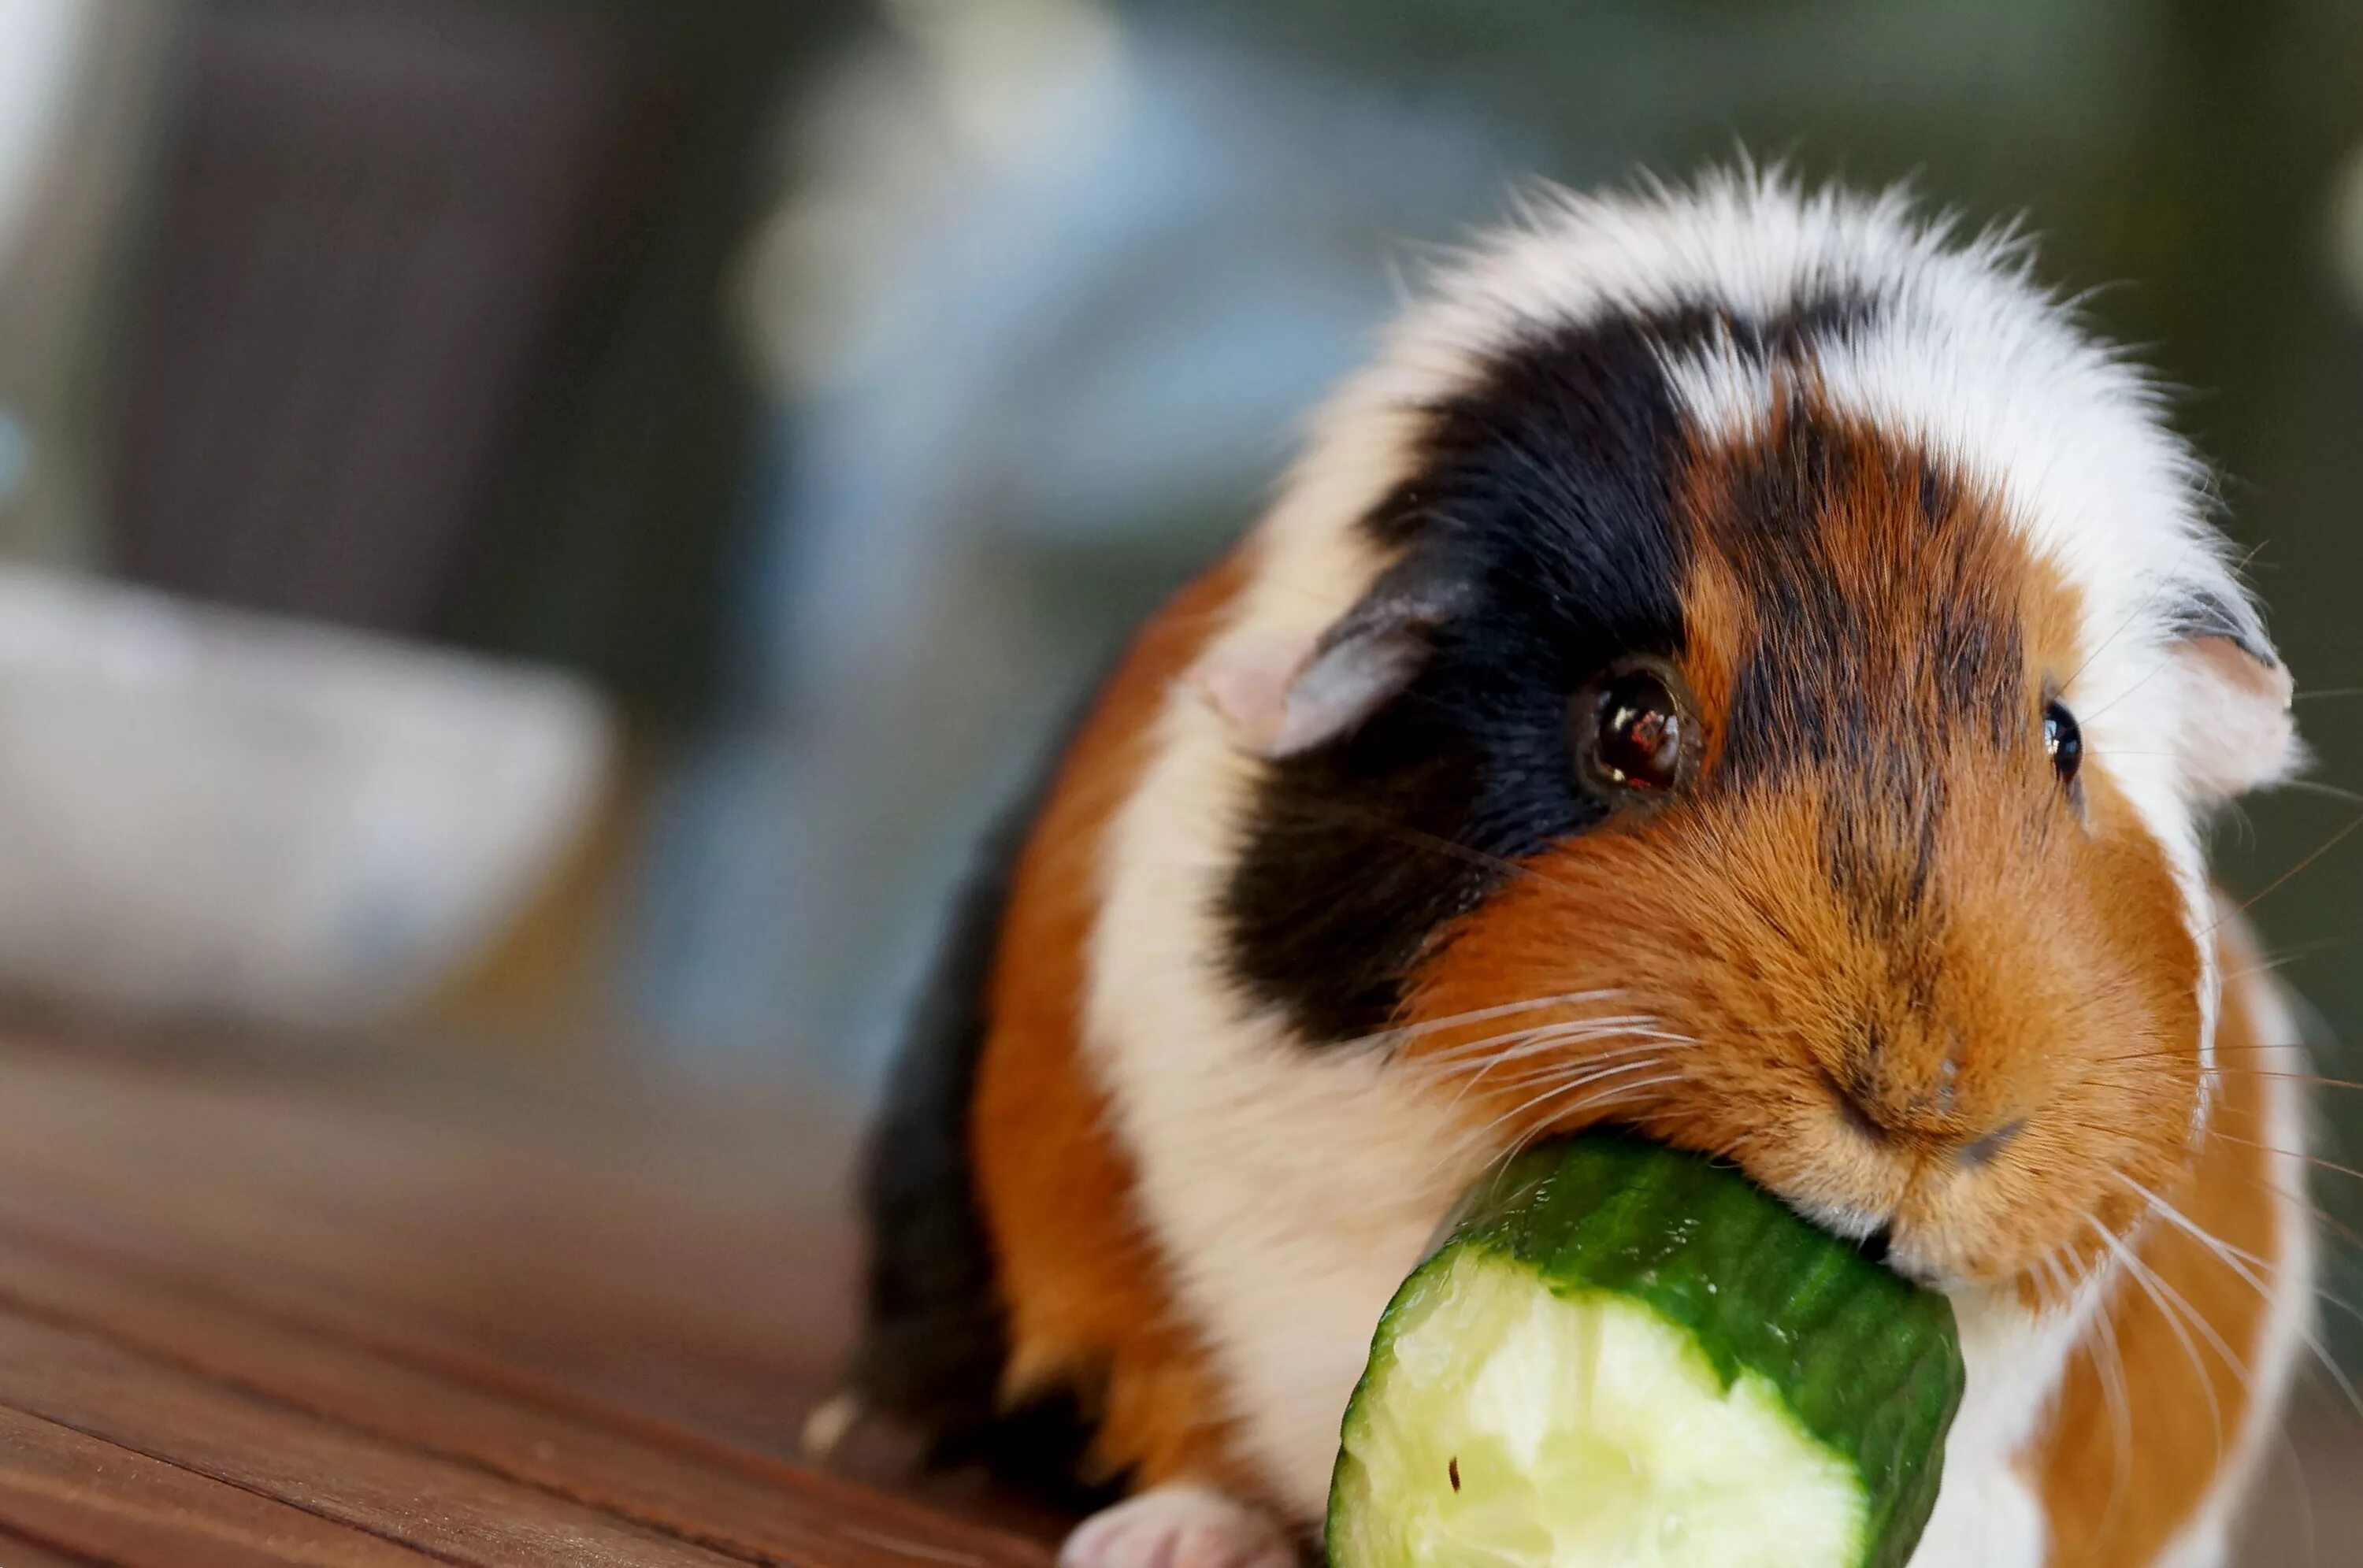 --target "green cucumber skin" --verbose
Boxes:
[1330,1139,1965,1568]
